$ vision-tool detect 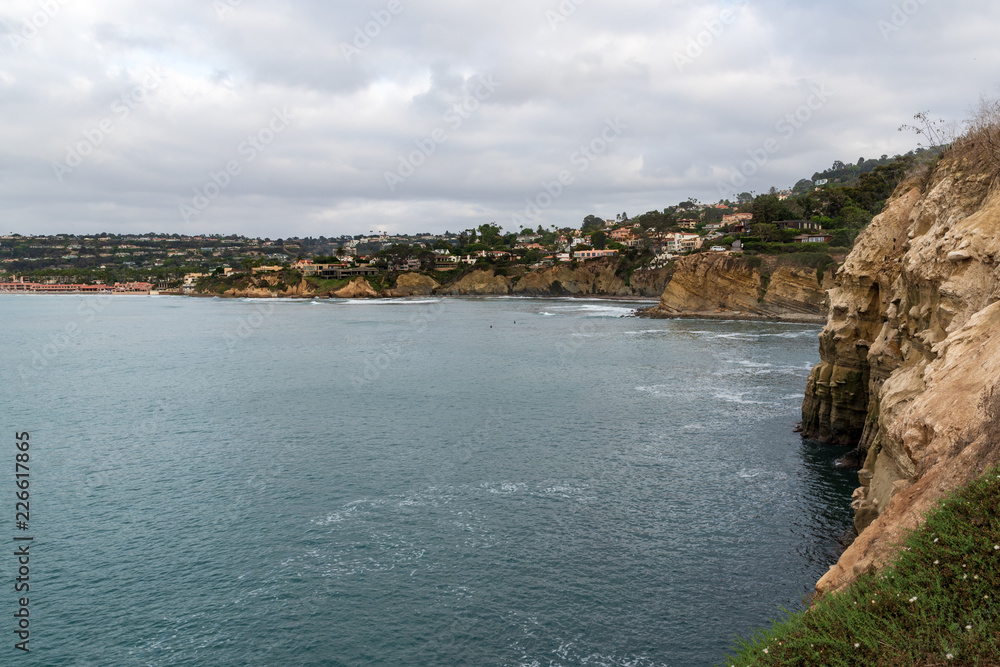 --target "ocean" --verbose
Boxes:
[1,295,855,666]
